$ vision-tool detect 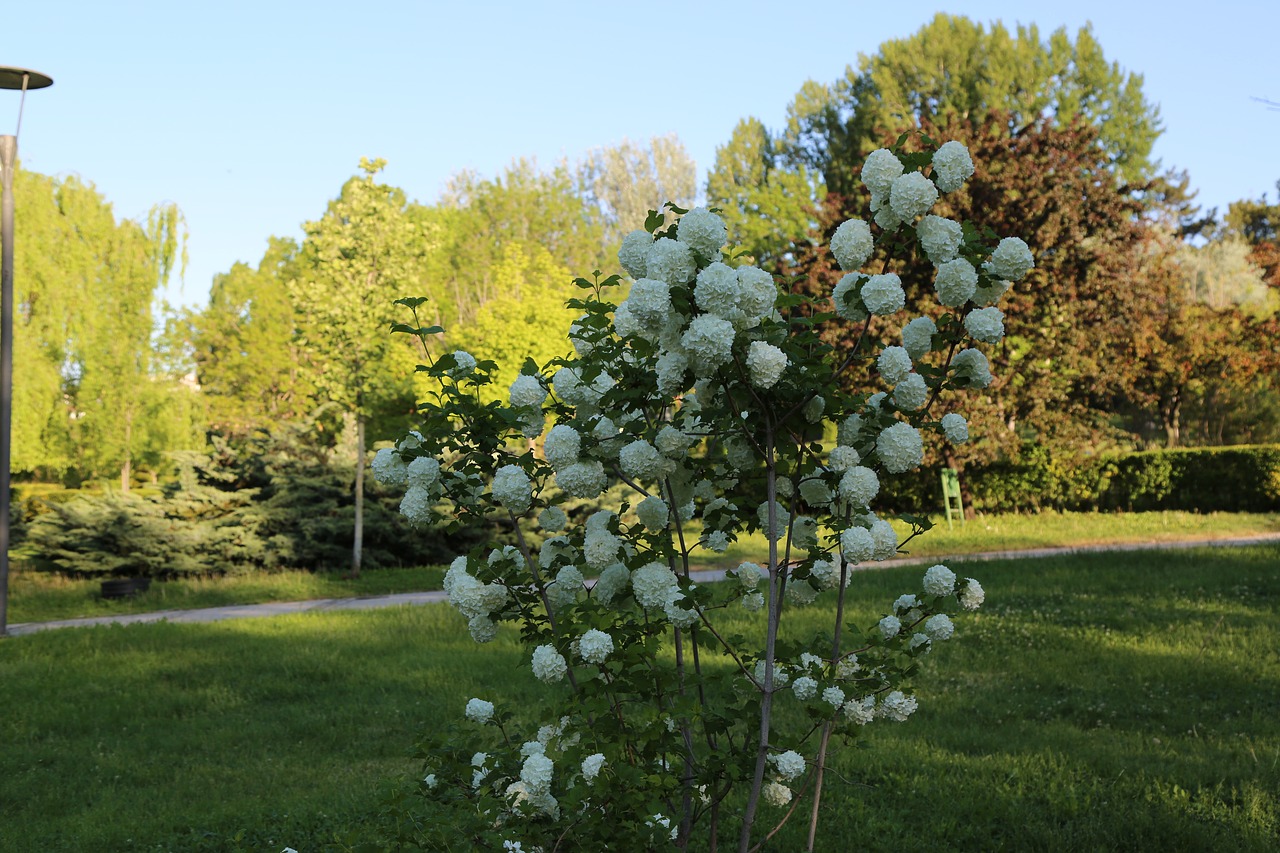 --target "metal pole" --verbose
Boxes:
[0,134,15,636]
